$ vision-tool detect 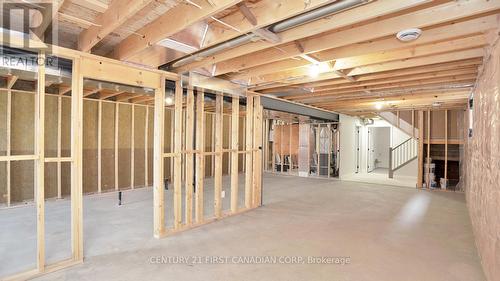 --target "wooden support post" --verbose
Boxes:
[230,96,239,213]
[252,96,262,207]
[144,106,149,186]
[57,96,62,199]
[397,110,400,127]
[173,80,183,229]
[244,96,253,209]
[71,57,83,261]
[130,105,135,189]
[6,88,11,206]
[426,110,431,188]
[114,103,119,191]
[97,100,102,193]
[417,111,424,189]
[444,109,448,187]
[153,78,165,238]
[195,90,205,223]
[214,93,223,218]
[185,87,195,225]
[35,52,46,271]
